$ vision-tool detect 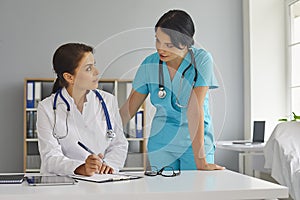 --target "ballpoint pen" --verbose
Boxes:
[77,141,105,163]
